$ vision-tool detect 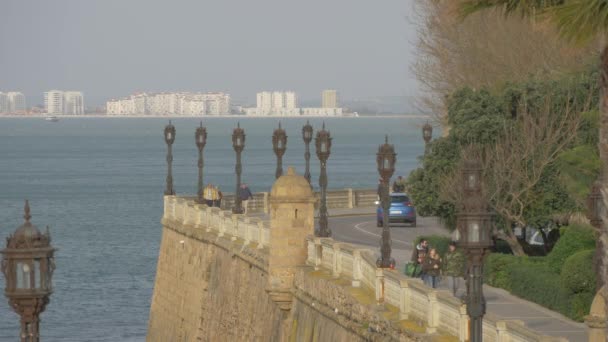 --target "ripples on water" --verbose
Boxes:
[0,117,429,341]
